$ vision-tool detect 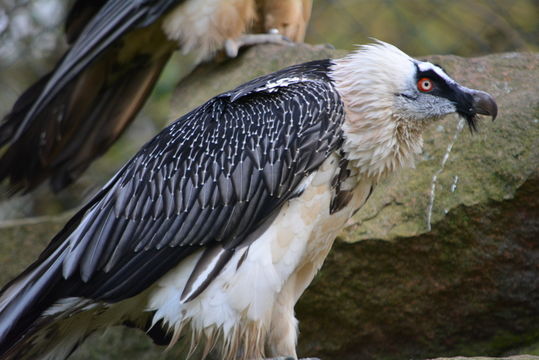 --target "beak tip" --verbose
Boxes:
[472,90,498,121]
[488,102,498,121]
